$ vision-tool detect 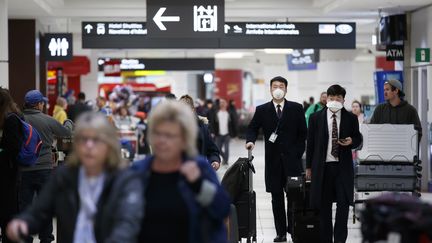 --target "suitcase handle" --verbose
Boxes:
[247,150,256,174]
